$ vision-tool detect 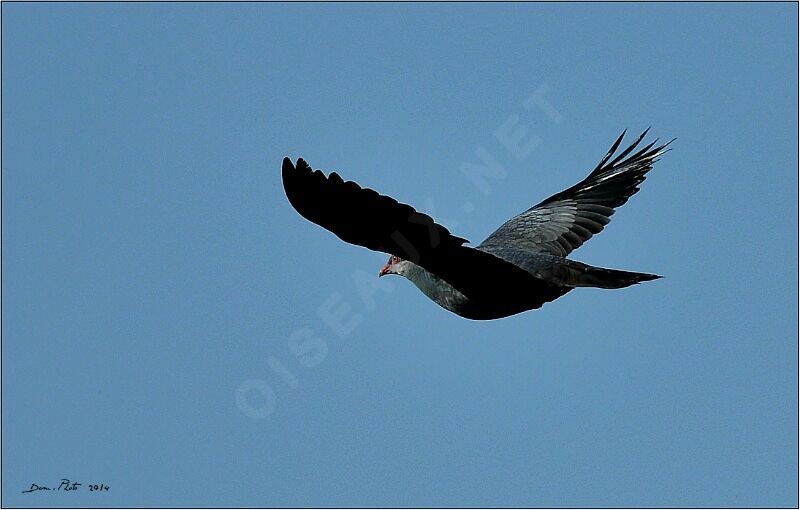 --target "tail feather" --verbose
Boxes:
[565,261,662,289]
